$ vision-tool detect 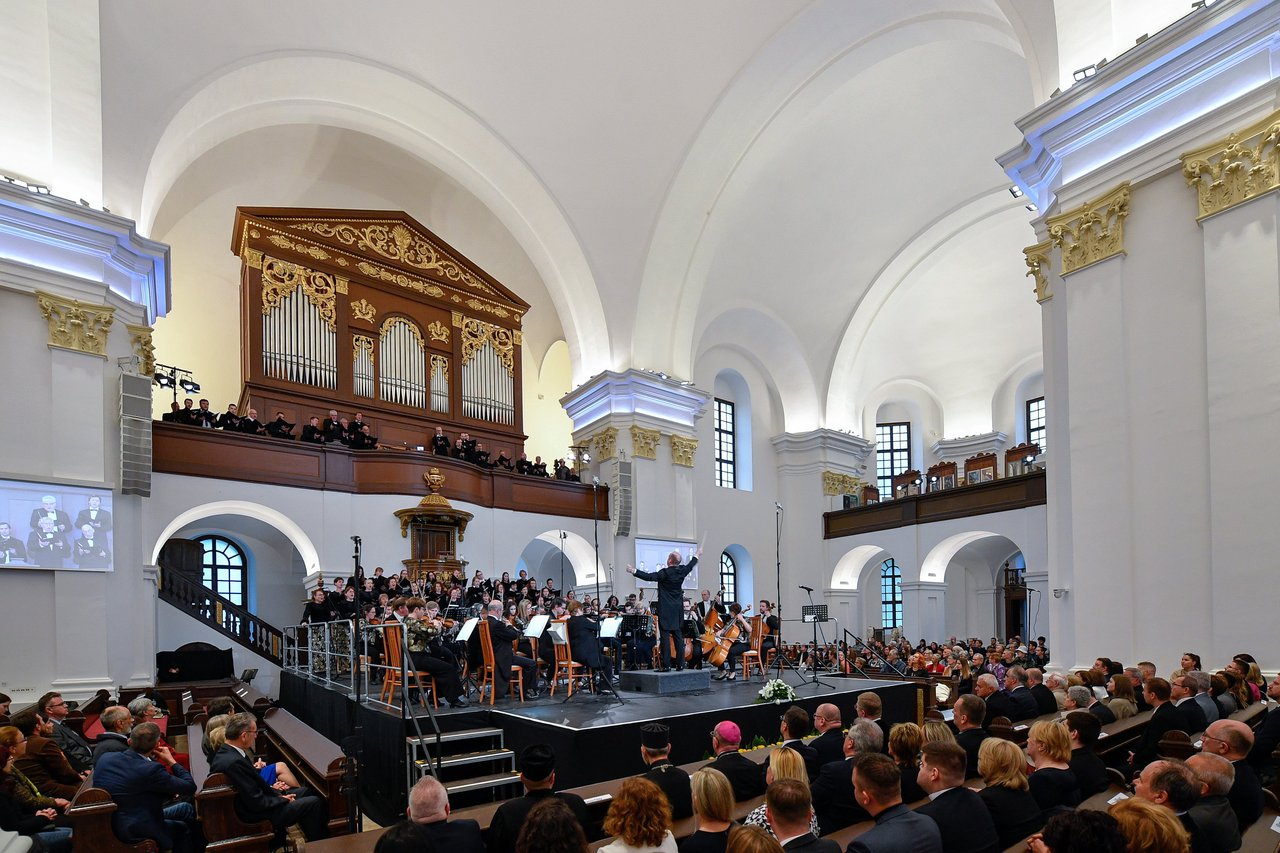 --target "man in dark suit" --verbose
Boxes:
[855,692,892,753]
[1077,684,1116,725]
[765,778,839,853]
[951,695,989,779]
[811,719,878,835]
[300,416,326,444]
[1064,711,1109,798]
[92,706,133,765]
[29,496,71,538]
[848,752,943,853]
[74,496,112,536]
[1127,678,1180,775]
[1171,675,1209,734]
[0,522,27,563]
[1247,677,1280,779]
[487,745,587,853]
[629,548,701,671]
[638,723,692,819]
[694,588,726,623]
[1002,667,1040,722]
[406,775,484,853]
[1026,668,1058,716]
[93,722,198,853]
[36,693,92,773]
[10,711,83,799]
[216,403,242,430]
[766,706,820,782]
[1186,753,1242,853]
[974,675,1018,729]
[704,721,765,801]
[208,712,328,841]
[915,741,1000,853]
[1203,719,1265,829]
[469,601,538,700]
[809,704,846,768]
[1134,758,1212,853]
